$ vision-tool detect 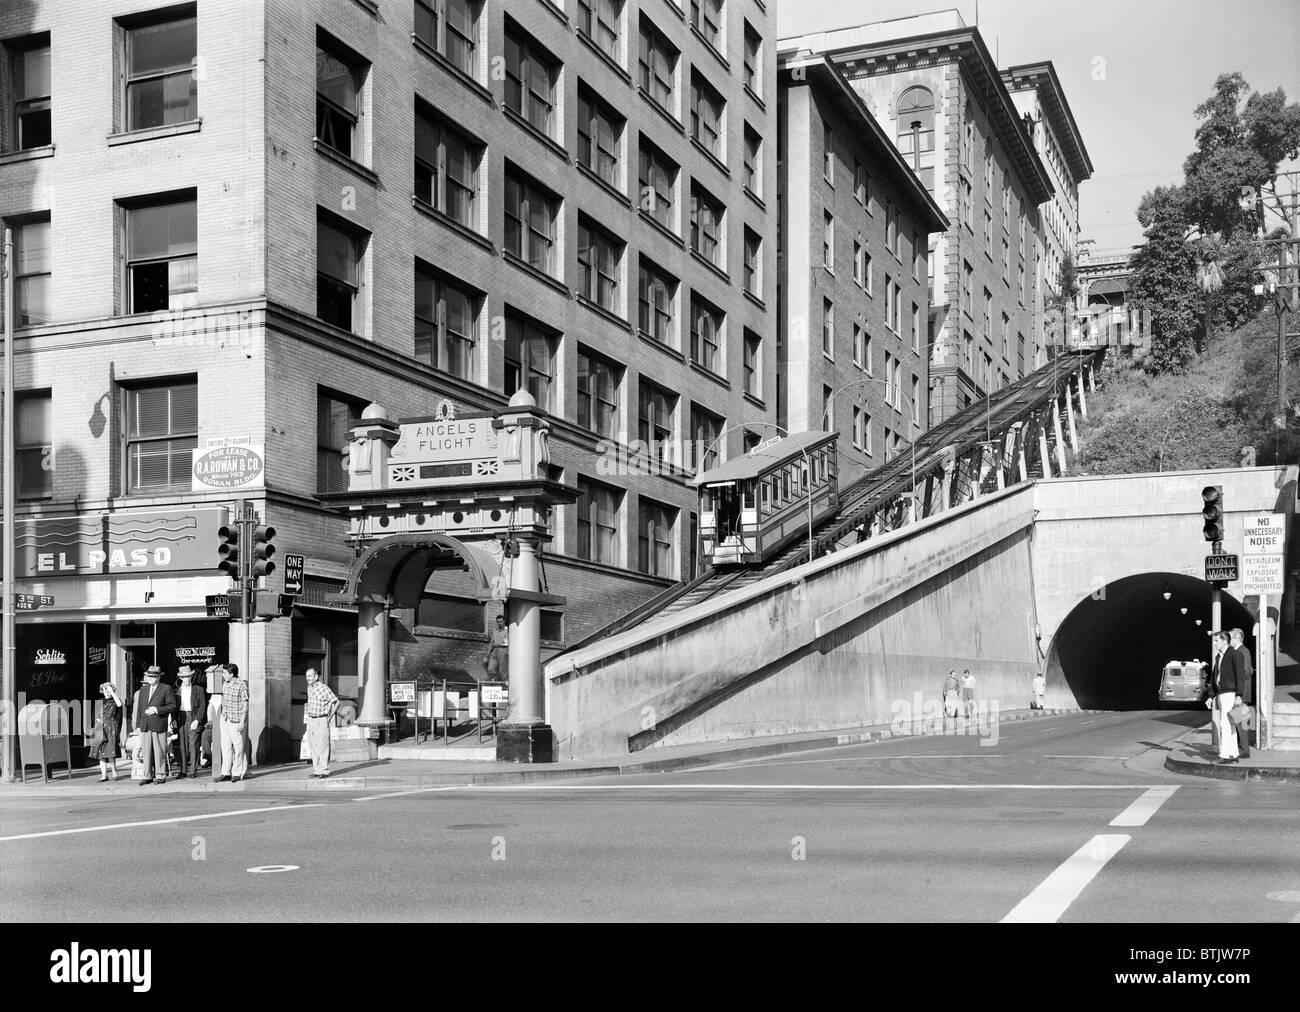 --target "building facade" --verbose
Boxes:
[1072,249,1151,355]
[776,54,947,487]
[1001,62,1093,358]
[781,12,1054,425]
[0,0,779,762]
